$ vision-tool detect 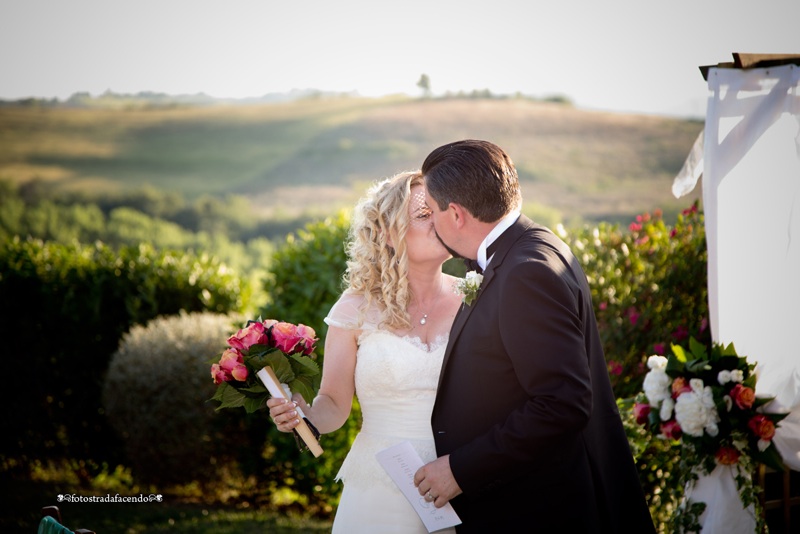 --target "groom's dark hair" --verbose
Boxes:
[422,139,521,223]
